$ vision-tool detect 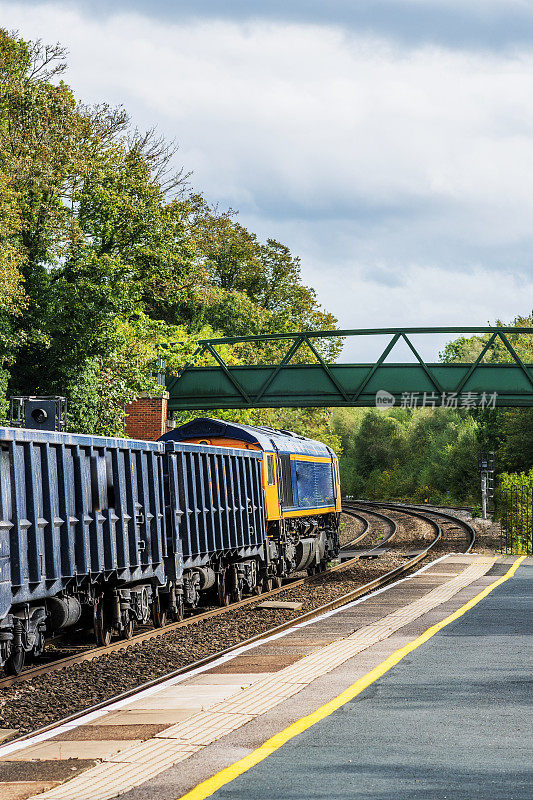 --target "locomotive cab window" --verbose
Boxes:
[266,453,276,485]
